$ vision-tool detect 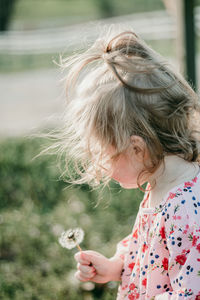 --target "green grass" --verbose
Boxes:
[11,0,164,27]
[13,0,98,21]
